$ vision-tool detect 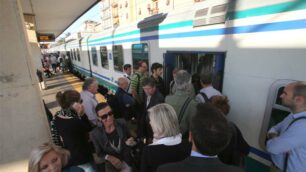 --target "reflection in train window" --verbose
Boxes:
[132,43,148,69]
[77,48,80,61]
[91,47,98,66]
[100,46,109,69]
[113,45,124,71]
